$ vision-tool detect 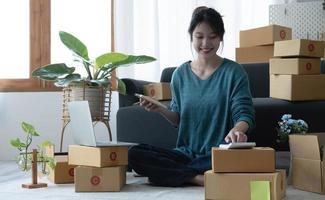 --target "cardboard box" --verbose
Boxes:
[289,133,325,194]
[204,170,286,200]
[270,74,325,101]
[75,166,126,192]
[236,45,274,64]
[46,145,76,184]
[240,24,292,47]
[274,39,325,58]
[143,82,171,100]
[270,58,321,75]
[212,147,275,173]
[68,145,128,167]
